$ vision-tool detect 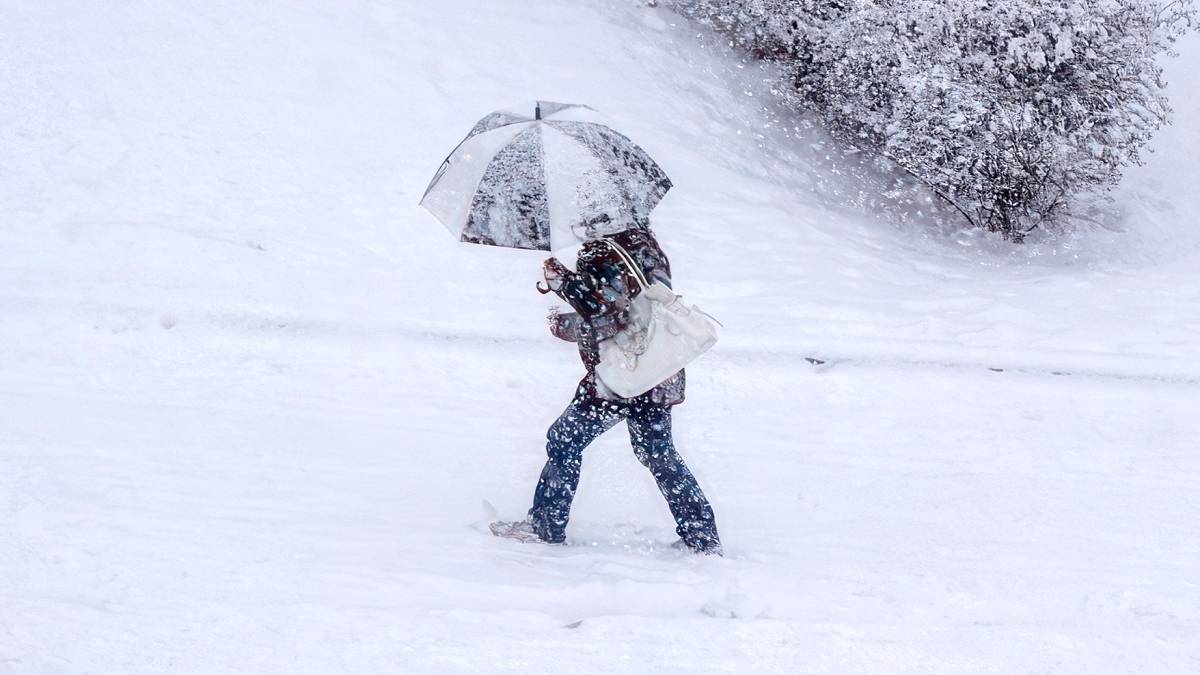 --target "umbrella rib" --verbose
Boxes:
[419,157,450,204]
